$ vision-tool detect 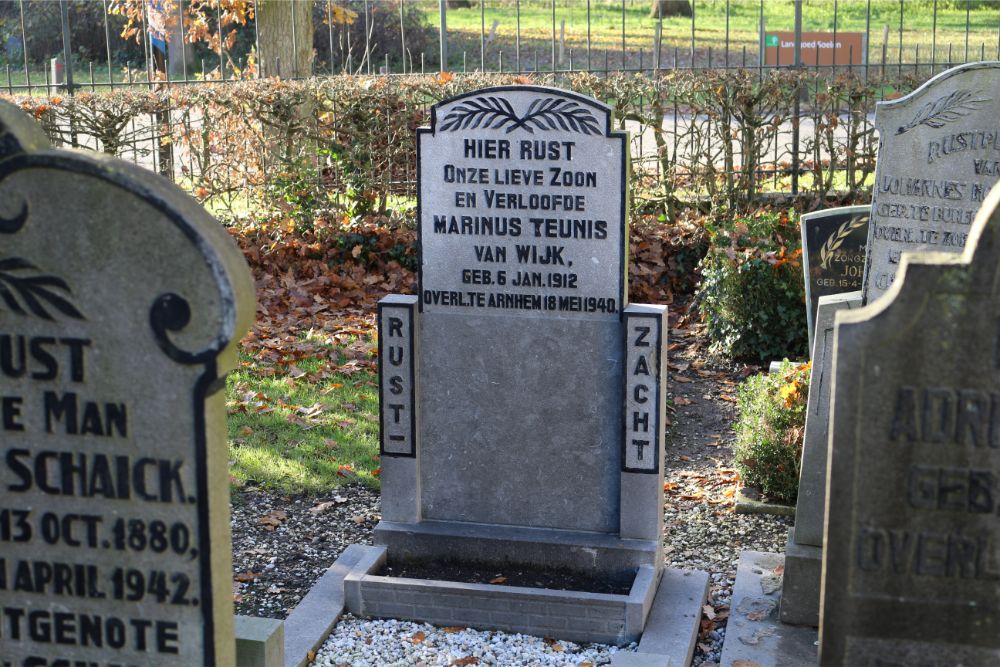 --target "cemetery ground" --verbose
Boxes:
[223,216,790,665]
